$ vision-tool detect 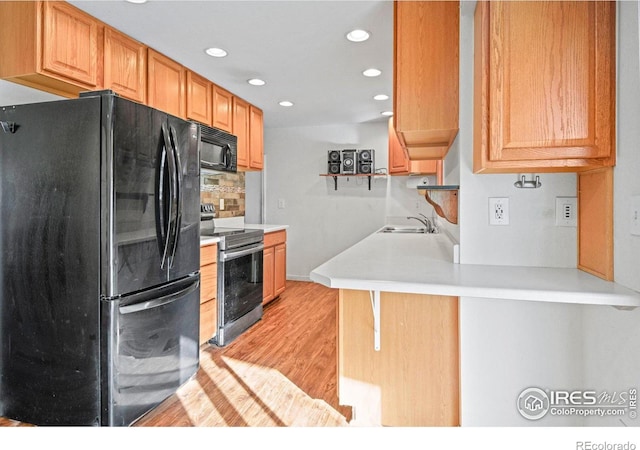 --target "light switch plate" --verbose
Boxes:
[555,197,577,227]
[631,196,640,236]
